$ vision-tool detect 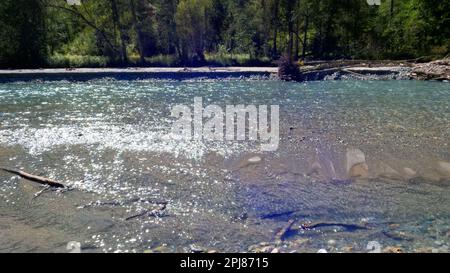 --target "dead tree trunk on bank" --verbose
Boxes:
[272,0,280,58]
